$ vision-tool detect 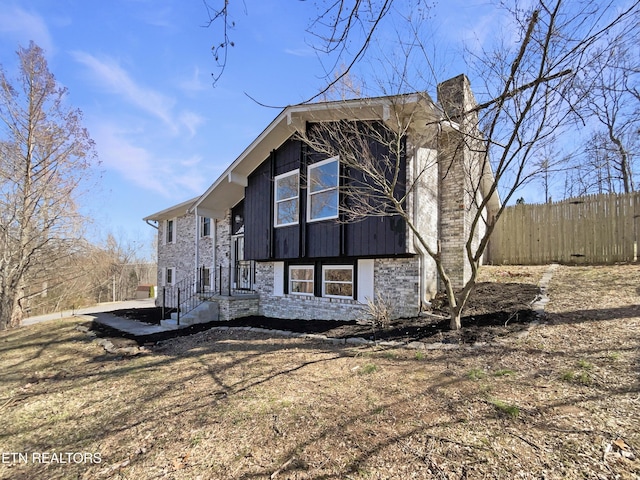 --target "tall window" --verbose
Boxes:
[322,265,353,298]
[200,216,211,237]
[308,157,339,222]
[165,219,174,244]
[289,265,314,295]
[274,170,299,227]
[165,267,175,286]
[200,266,210,289]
